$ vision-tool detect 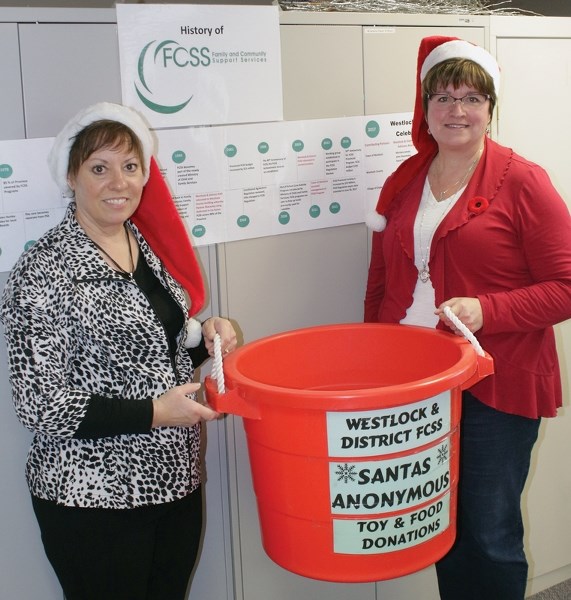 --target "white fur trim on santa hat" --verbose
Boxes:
[420,40,501,95]
[365,211,387,232]
[48,102,155,198]
[183,317,203,349]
